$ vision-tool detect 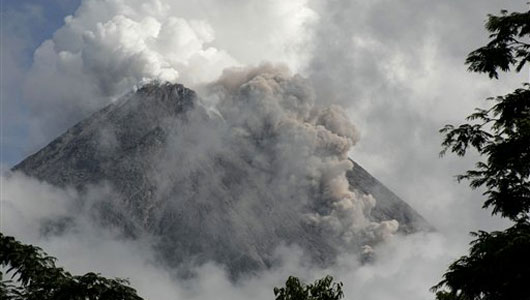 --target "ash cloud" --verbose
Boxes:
[98,65,400,273]
[5,63,402,281]
[203,64,398,244]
